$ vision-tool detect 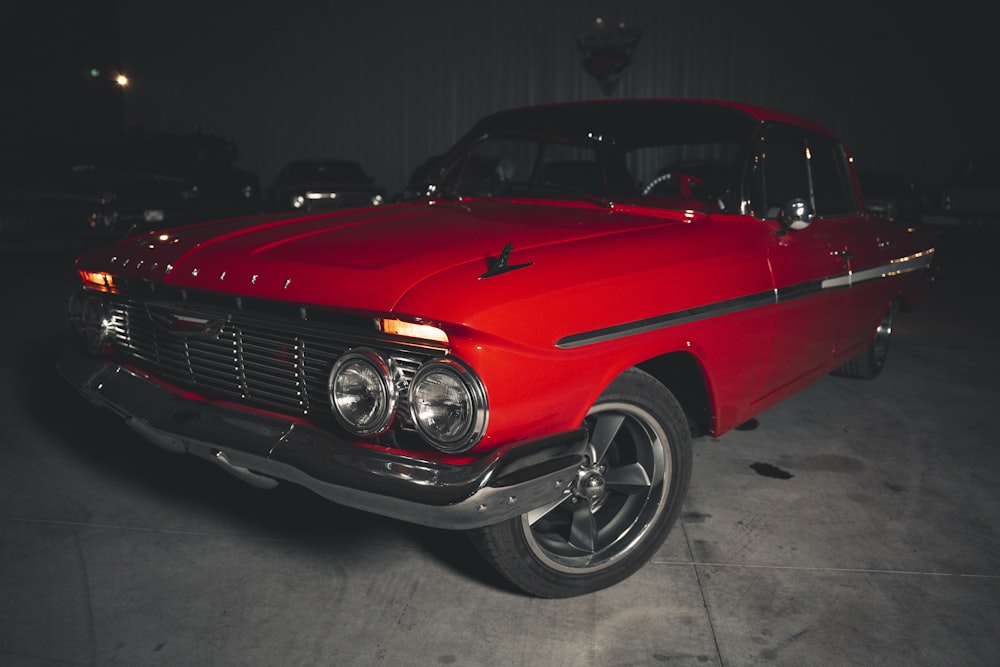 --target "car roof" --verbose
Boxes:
[471,99,834,147]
